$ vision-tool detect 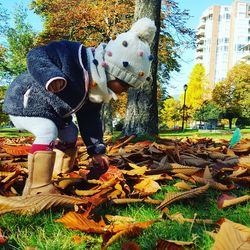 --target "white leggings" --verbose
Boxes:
[9,115,78,145]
